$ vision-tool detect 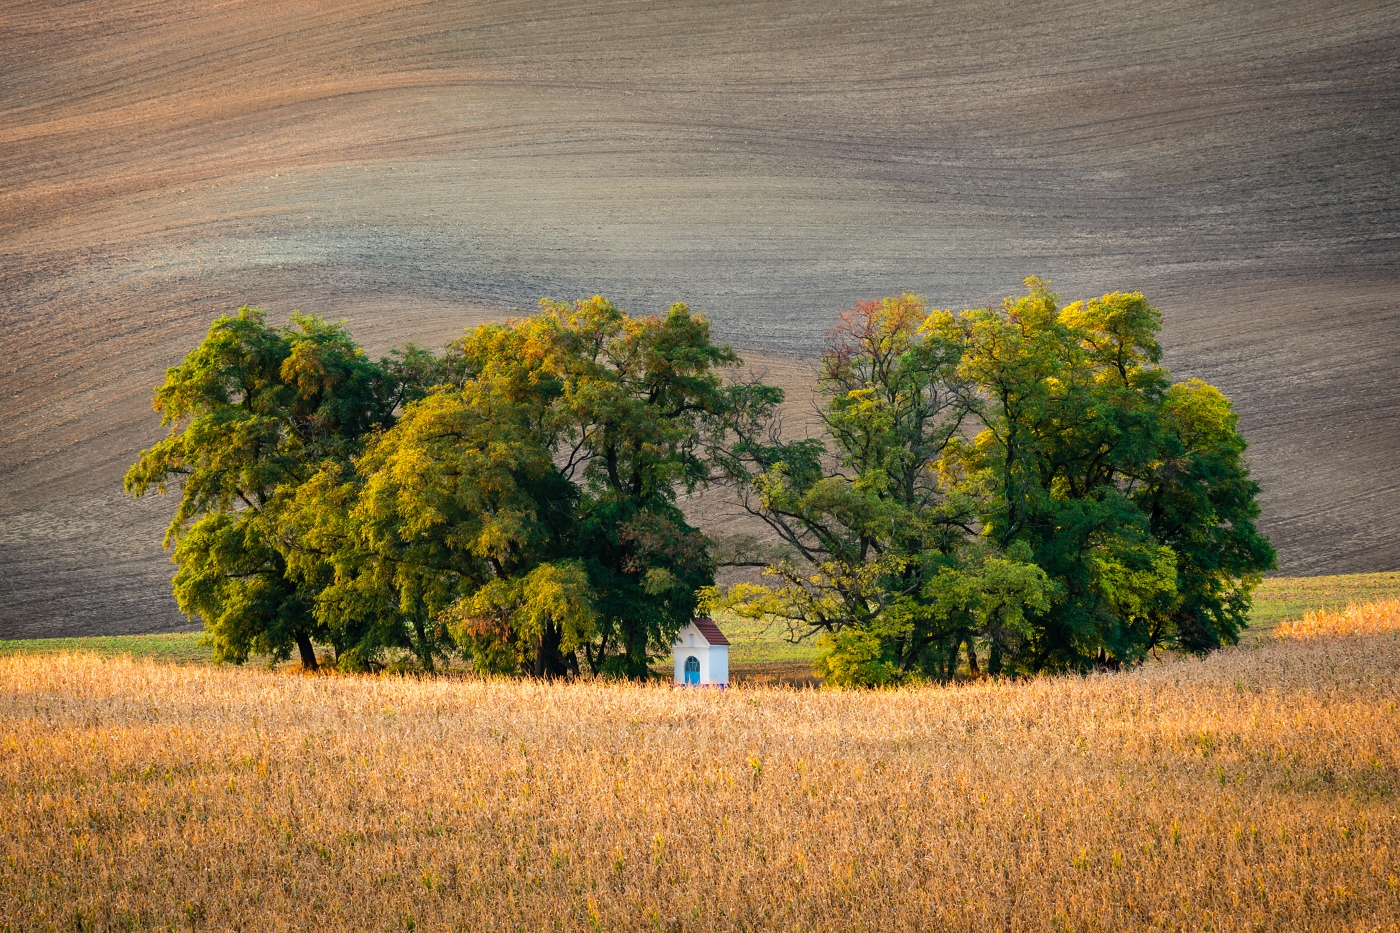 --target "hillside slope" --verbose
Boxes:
[2,0,1397,636]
